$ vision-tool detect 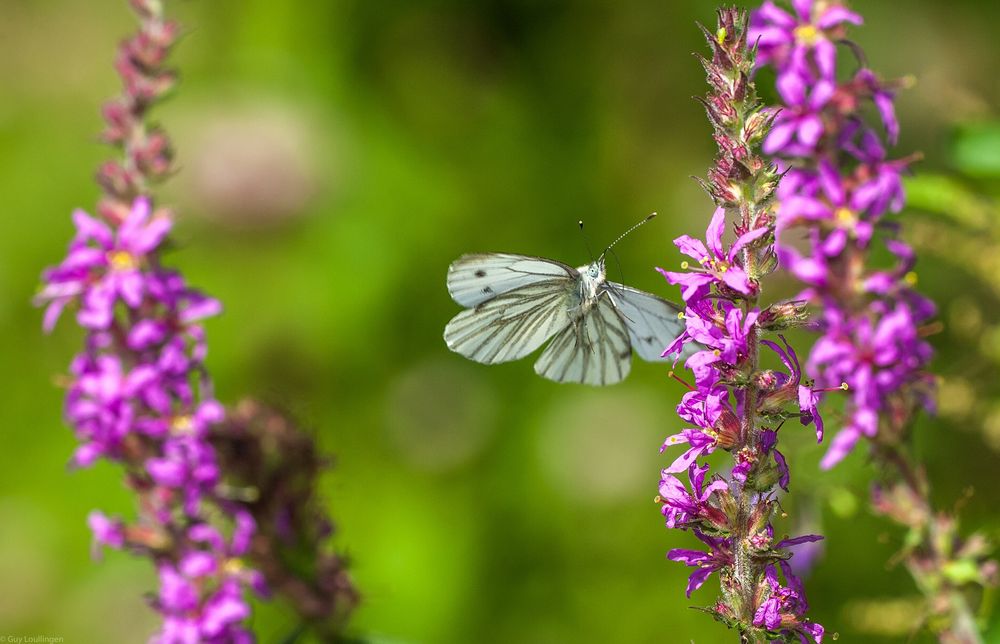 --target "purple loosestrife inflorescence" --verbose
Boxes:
[36,3,264,640]
[37,1,358,640]
[655,9,824,642]
[749,0,928,469]
[752,0,997,639]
